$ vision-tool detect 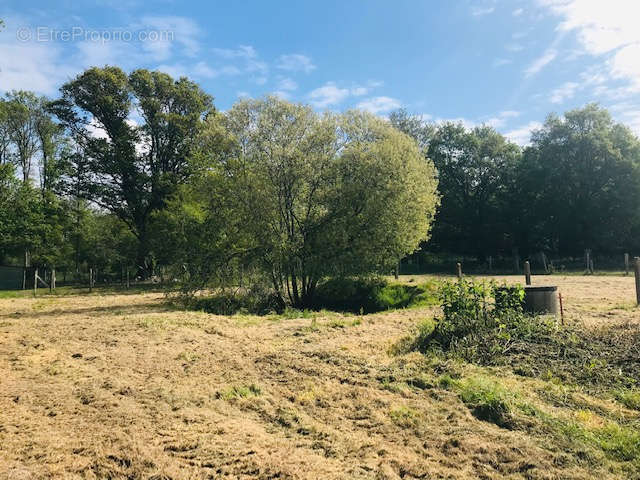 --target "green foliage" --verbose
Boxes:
[412,279,563,363]
[456,377,516,428]
[50,66,213,275]
[614,389,640,411]
[311,277,437,313]
[217,384,261,401]
[191,277,437,315]
[174,97,439,308]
